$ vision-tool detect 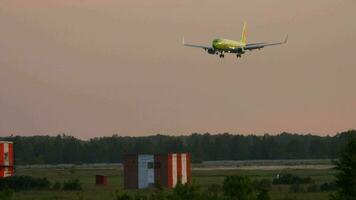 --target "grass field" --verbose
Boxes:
[10,162,336,200]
